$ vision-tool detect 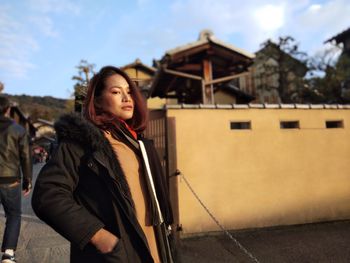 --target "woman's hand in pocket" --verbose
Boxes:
[90,228,119,254]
